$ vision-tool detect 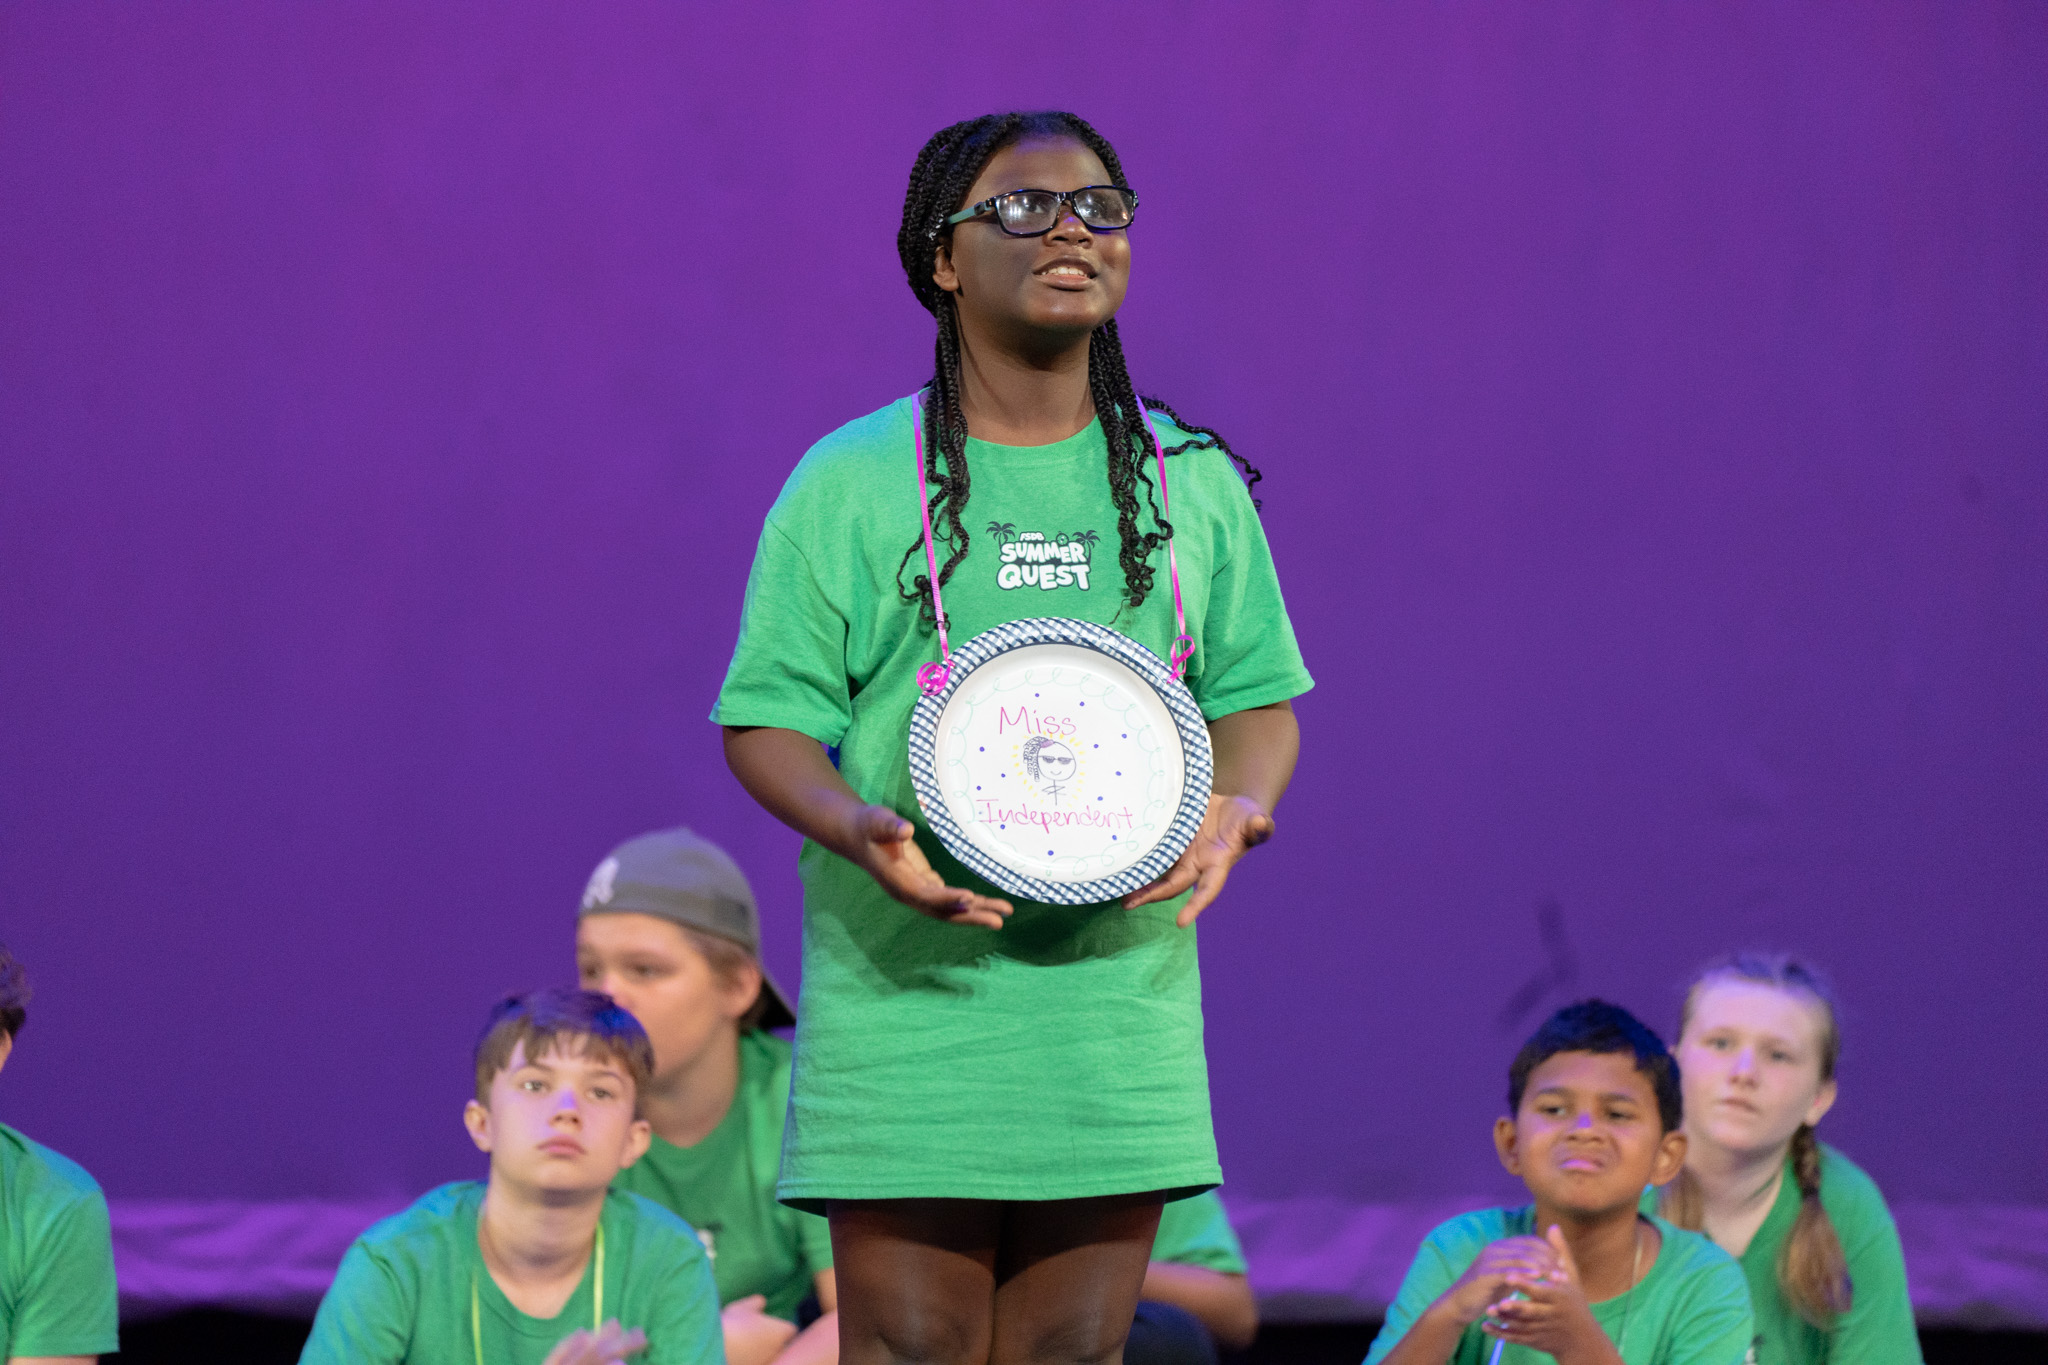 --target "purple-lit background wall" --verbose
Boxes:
[3,0,2044,1287]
